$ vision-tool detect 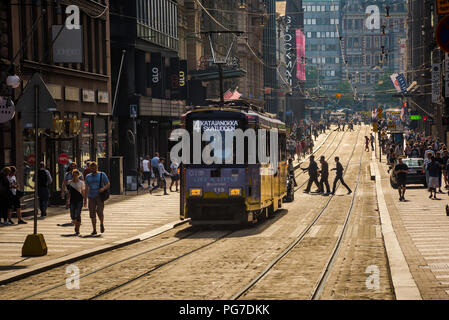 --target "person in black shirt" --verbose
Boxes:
[442,150,449,189]
[319,156,330,195]
[331,157,352,195]
[427,157,441,199]
[394,157,409,202]
[302,155,320,193]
